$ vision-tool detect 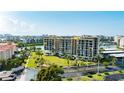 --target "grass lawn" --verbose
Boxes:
[81,70,124,81]
[42,55,96,67]
[81,76,93,81]
[26,52,96,68]
[108,71,120,75]
[92,74,104,81]
[26,52,37,68]
[81,74,104,81]
[42,55,74,66]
